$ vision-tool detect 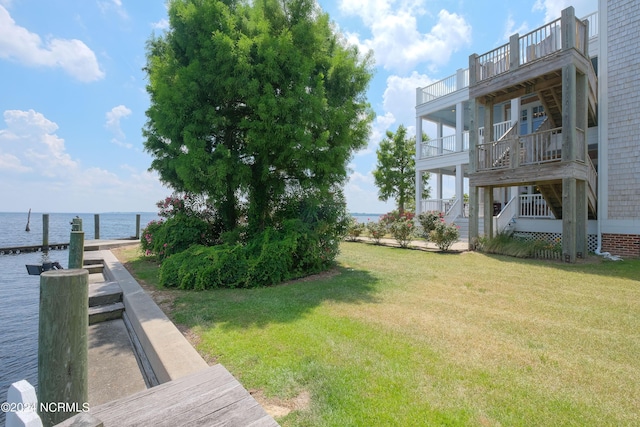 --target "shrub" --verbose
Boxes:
[346,217,366,241]
[430,221,460,251]
[380,210,414,227]
[141,192,218,260]
[417,211,442,240]
[156,188,349,289]
[479,232,561,259]
[366,221,387,244]
[390,217,415,248]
